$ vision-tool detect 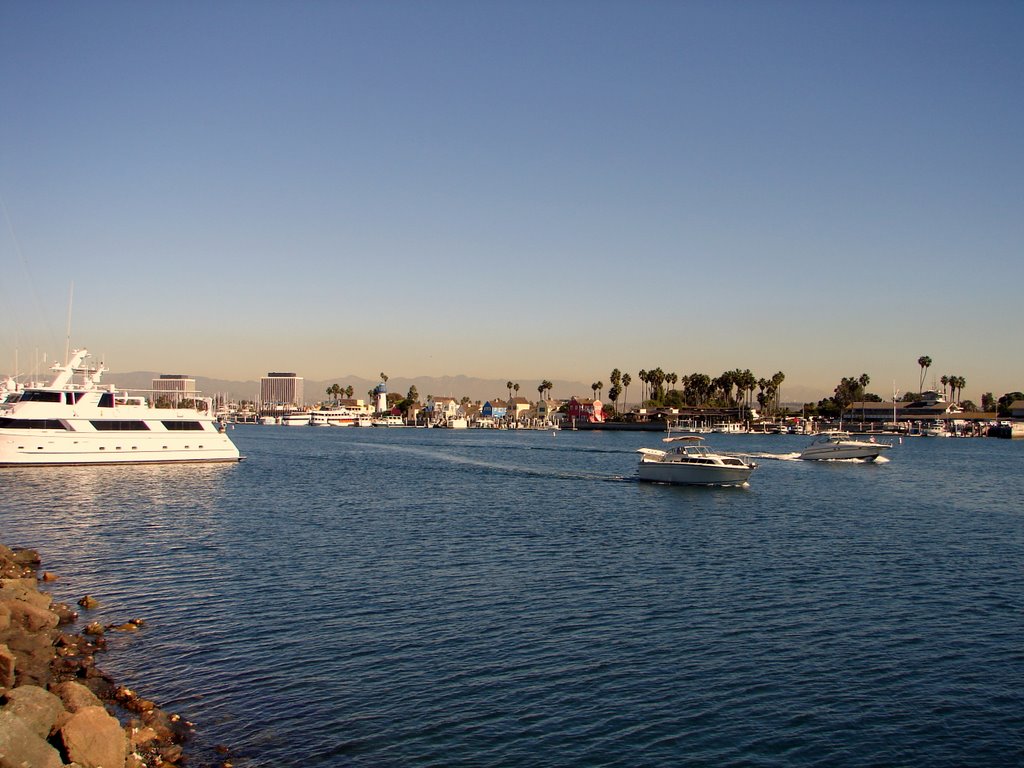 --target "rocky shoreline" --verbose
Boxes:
[0,543,226,768]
